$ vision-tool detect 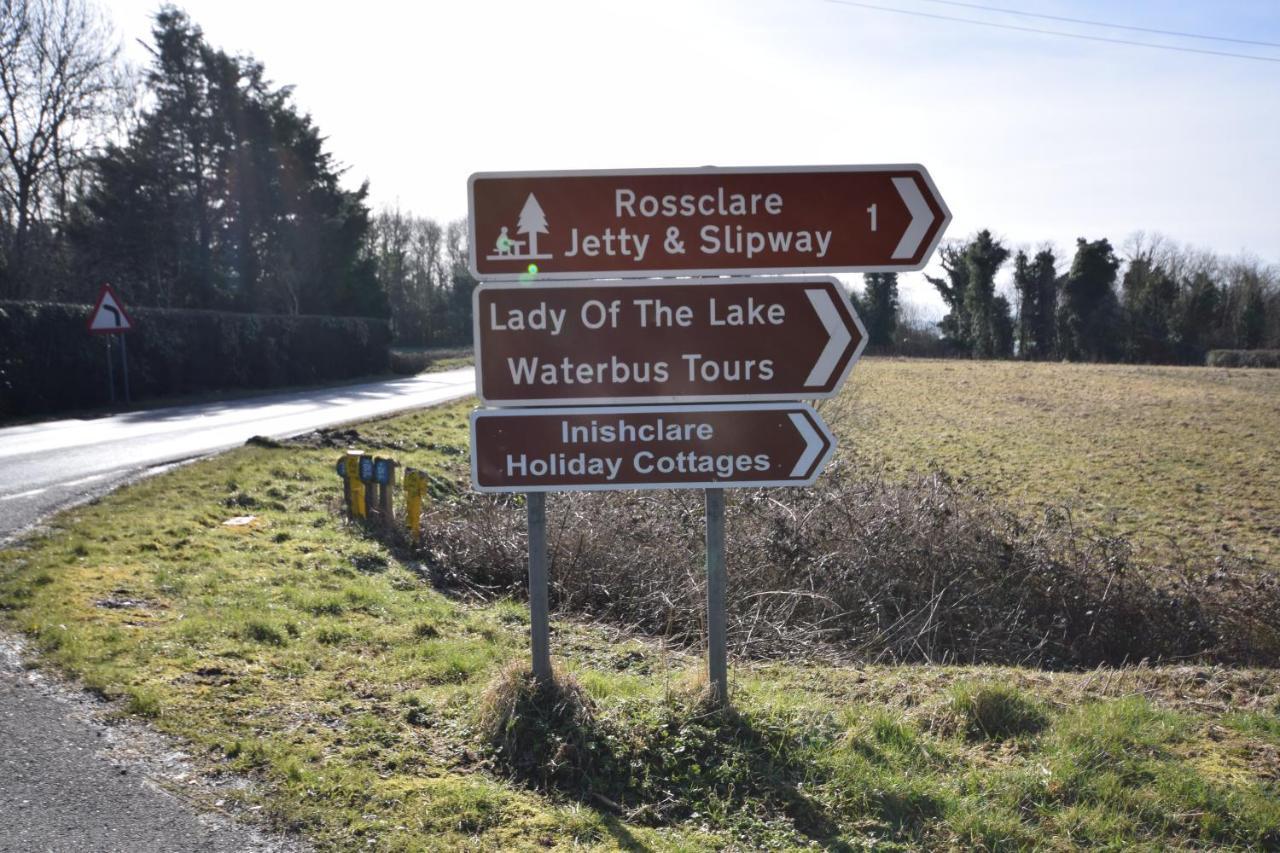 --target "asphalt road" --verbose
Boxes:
[0,368,475,851]
[0,367,476,542]
[1,635,309,853]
